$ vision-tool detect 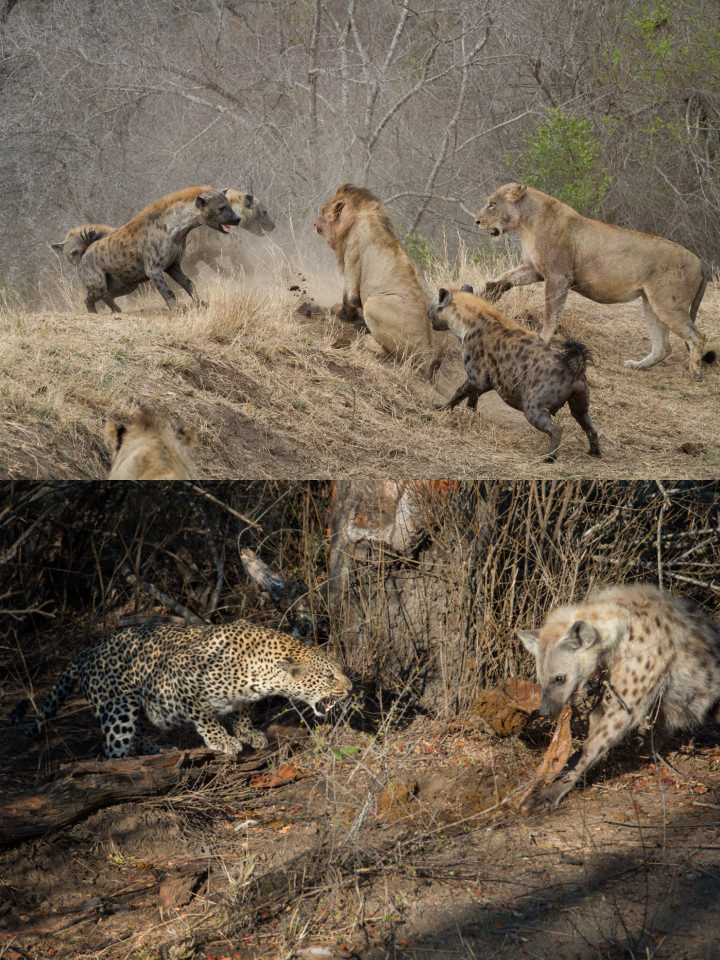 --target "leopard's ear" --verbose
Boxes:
[279,658,308,679]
